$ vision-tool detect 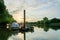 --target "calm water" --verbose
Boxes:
[7,27,60,40]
